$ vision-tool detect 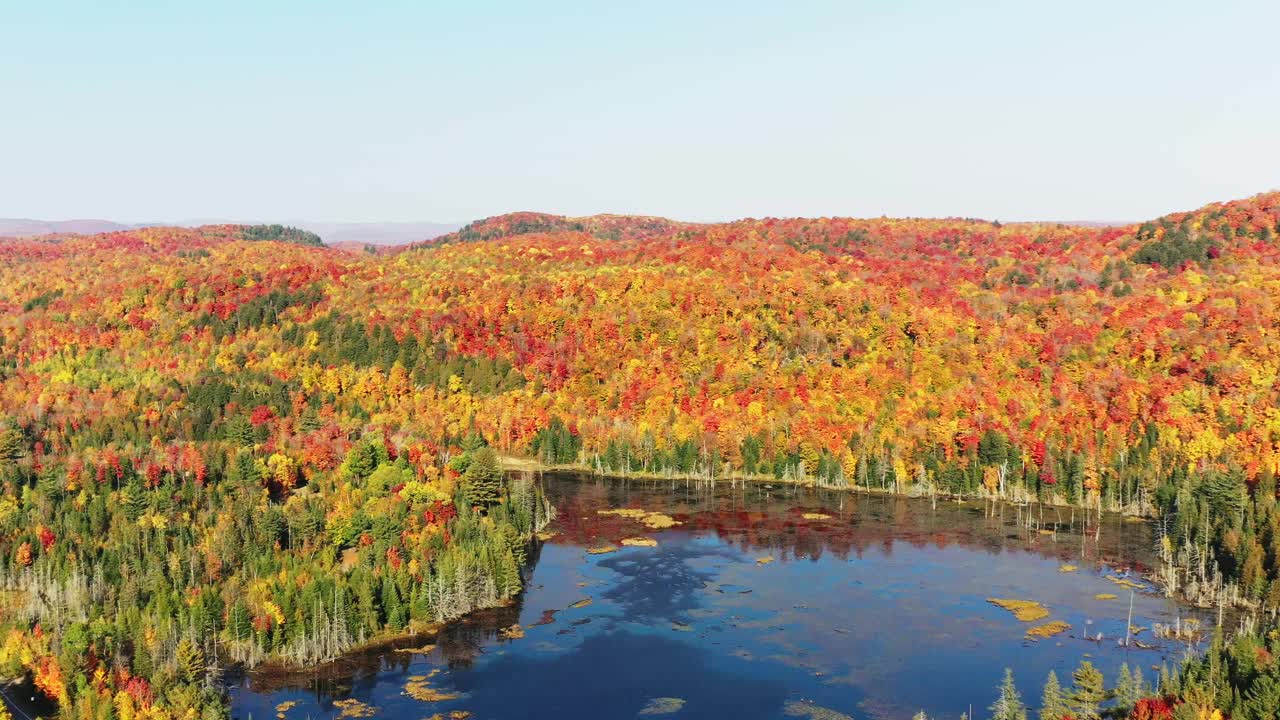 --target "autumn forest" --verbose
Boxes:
[3,191,1280,718]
